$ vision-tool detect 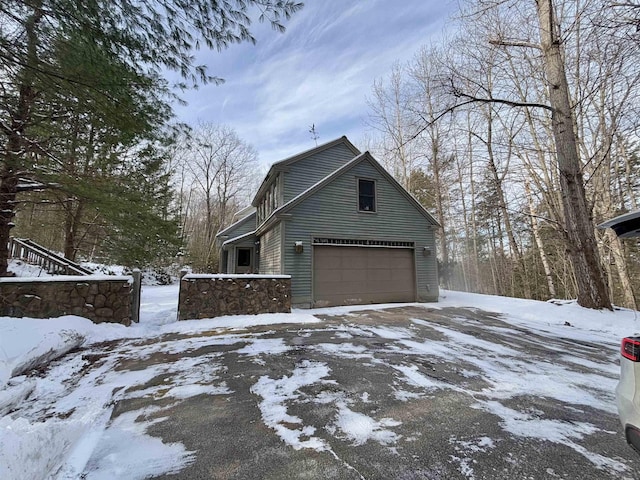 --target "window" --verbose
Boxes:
[358,179,376,212]
[237,248,251,267]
